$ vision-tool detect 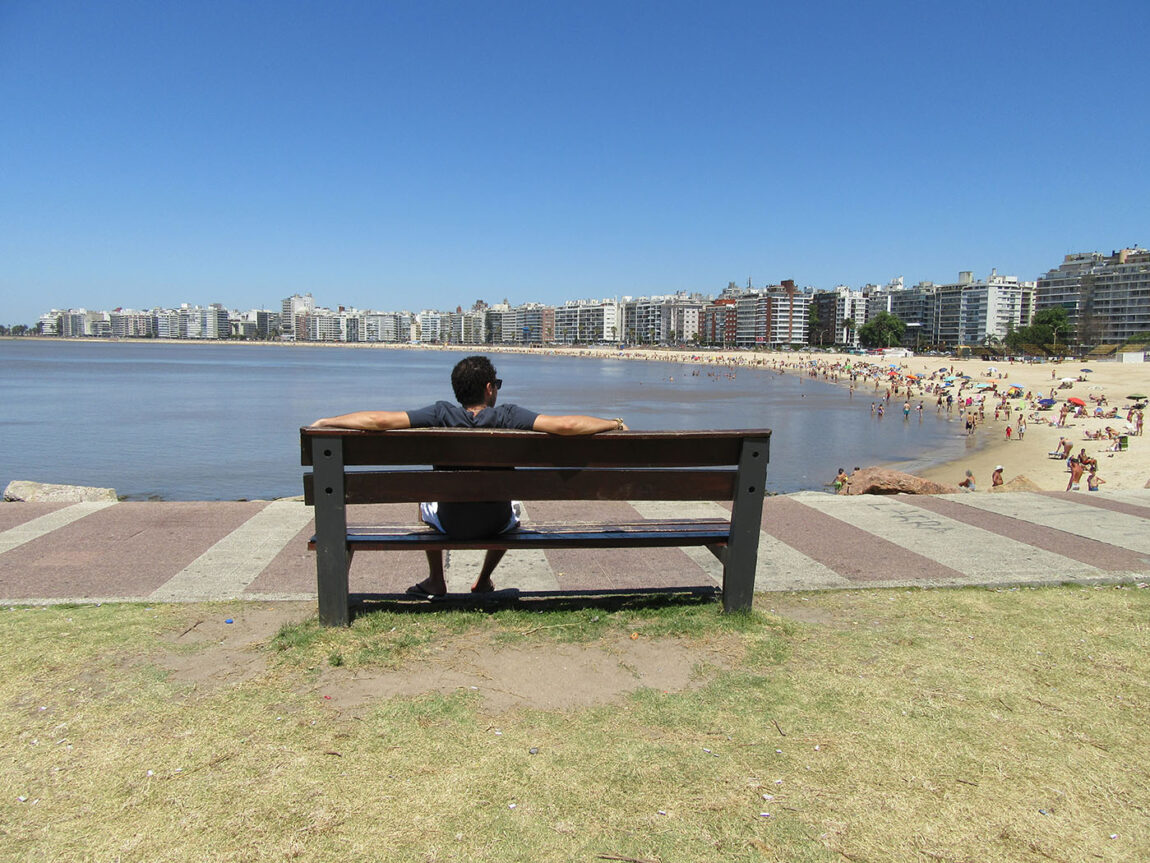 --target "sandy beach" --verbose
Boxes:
[622,347,1149,493]
[480,343,1149,493]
